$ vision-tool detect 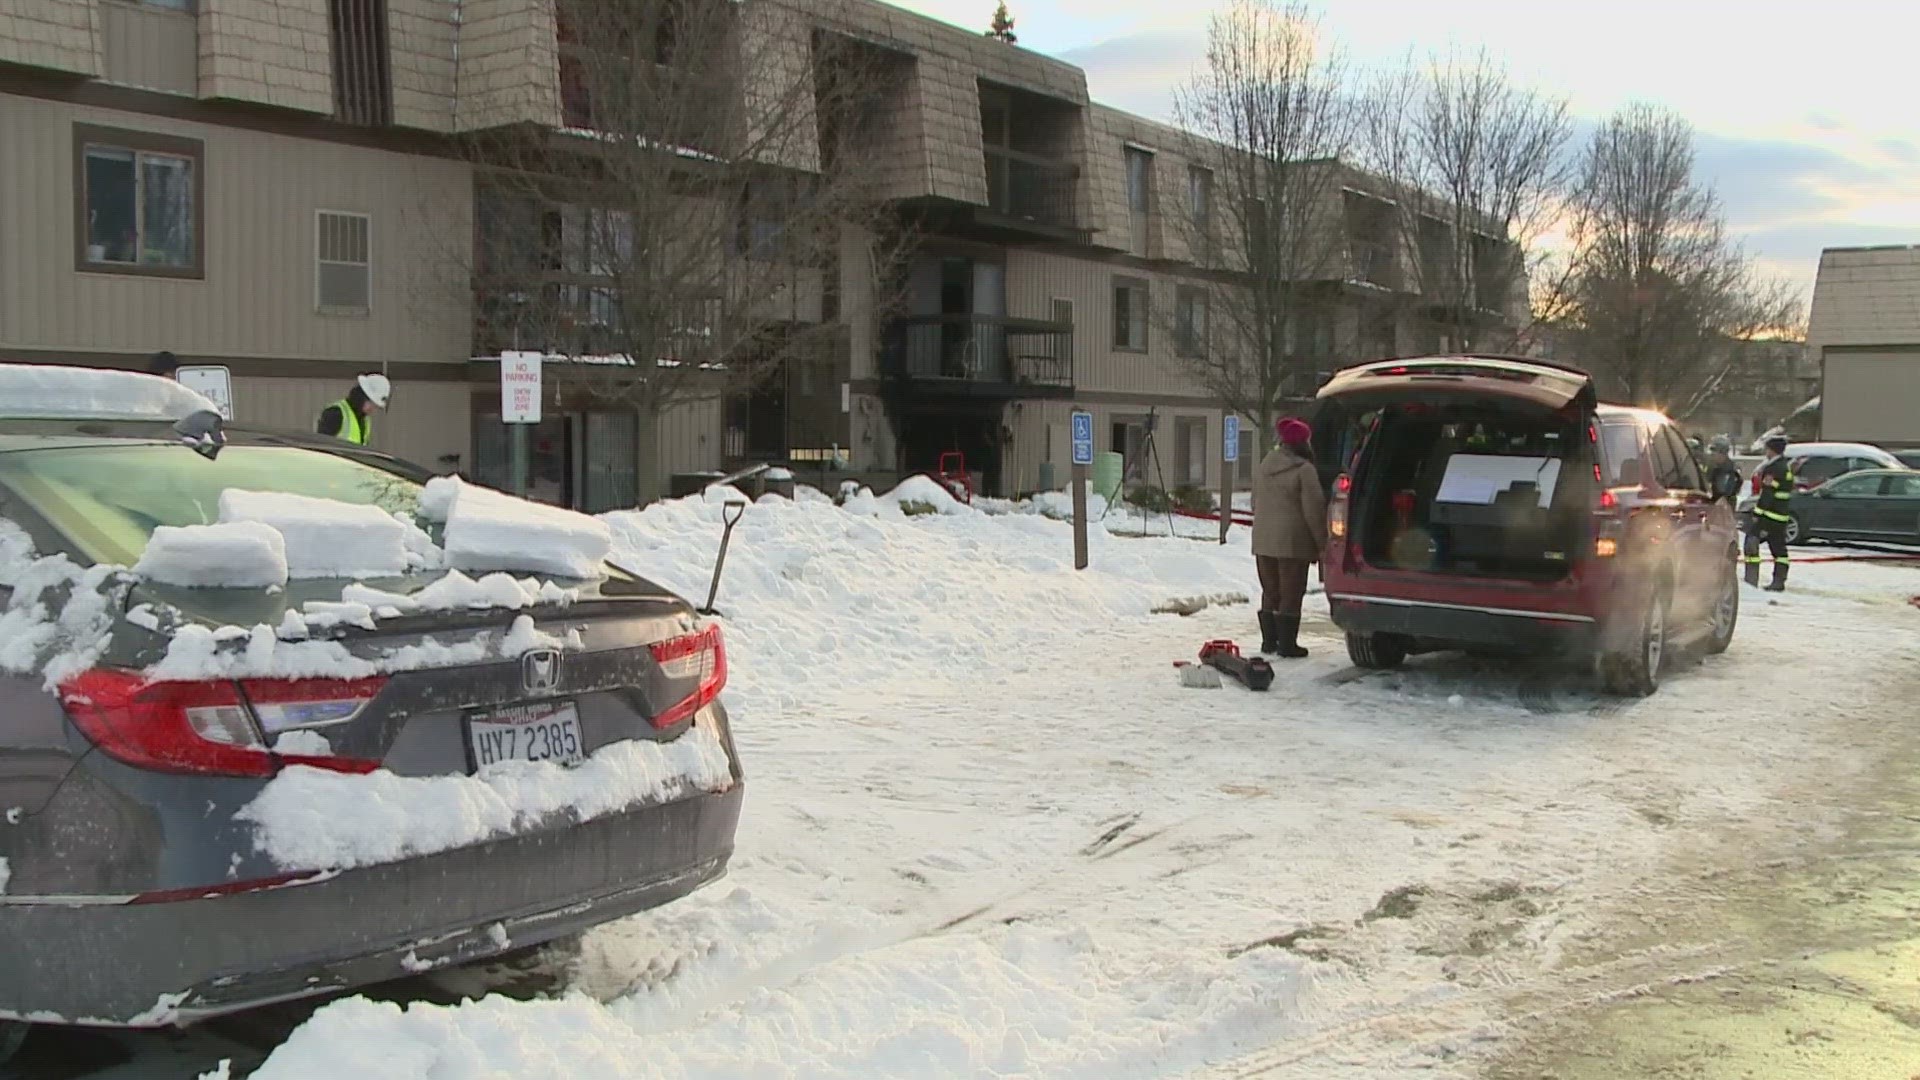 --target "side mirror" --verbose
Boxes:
[172,409,227,461]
